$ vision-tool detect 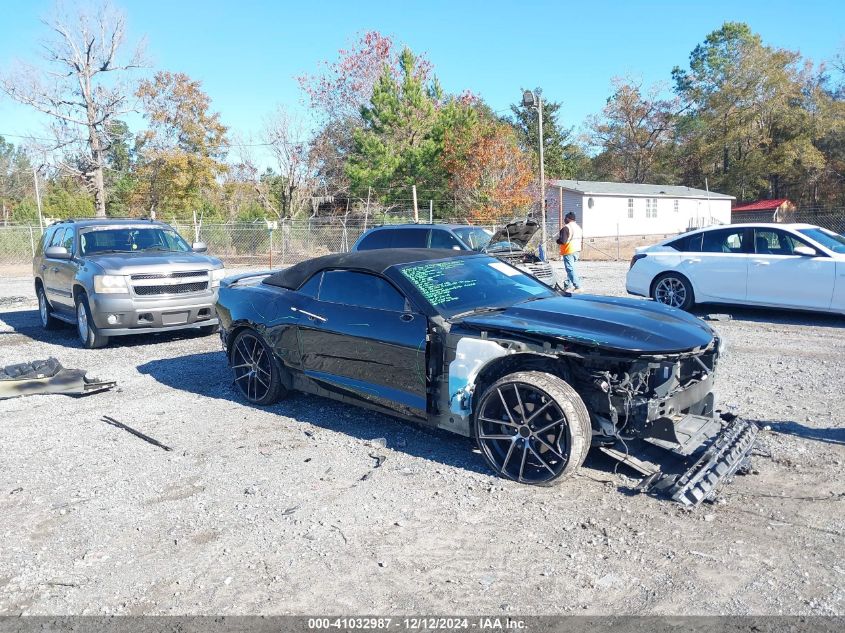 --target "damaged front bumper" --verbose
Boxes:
[601,414,758,507]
